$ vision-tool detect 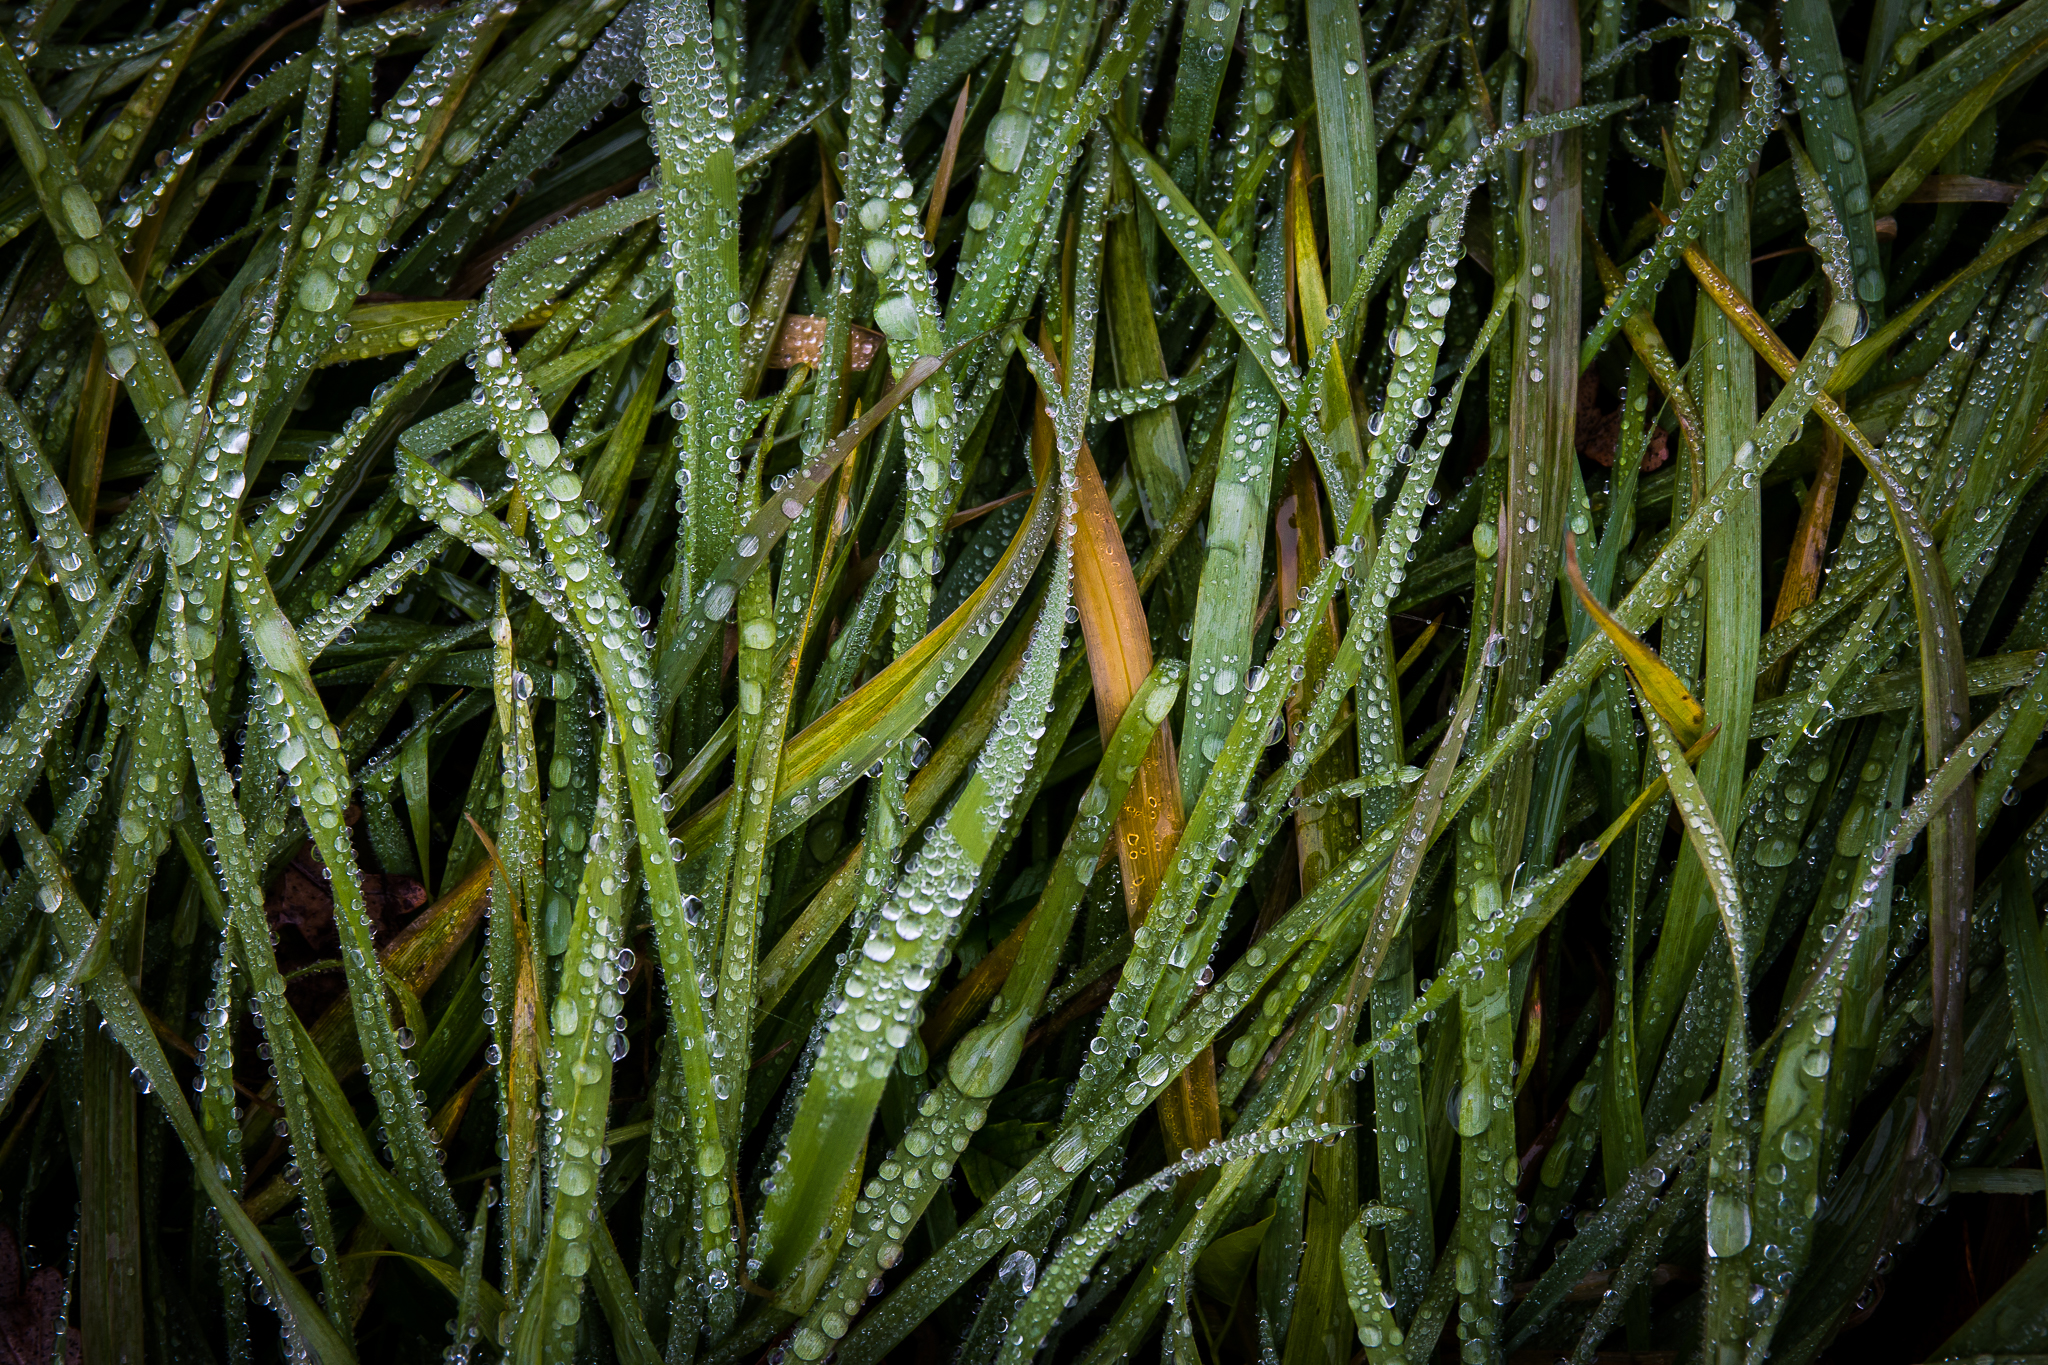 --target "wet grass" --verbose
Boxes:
[0,0,2047,1361]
